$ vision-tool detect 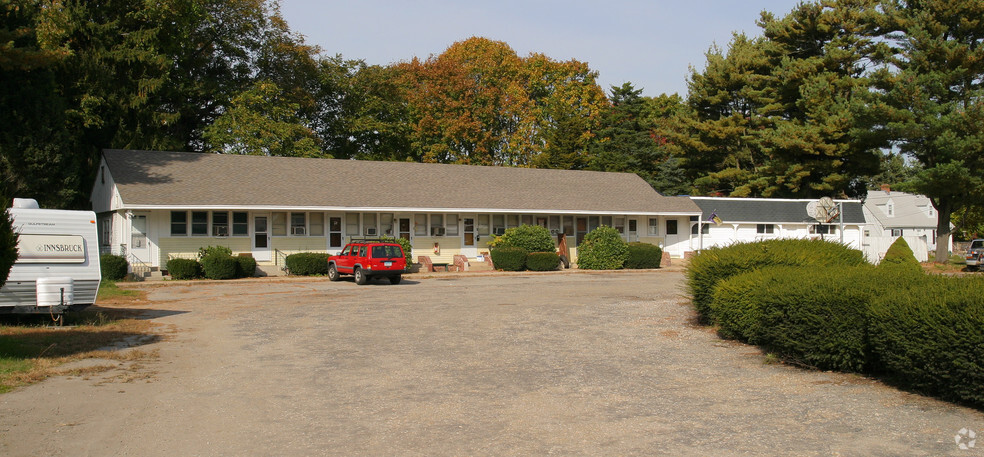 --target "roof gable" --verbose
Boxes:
[101,150,700,214]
